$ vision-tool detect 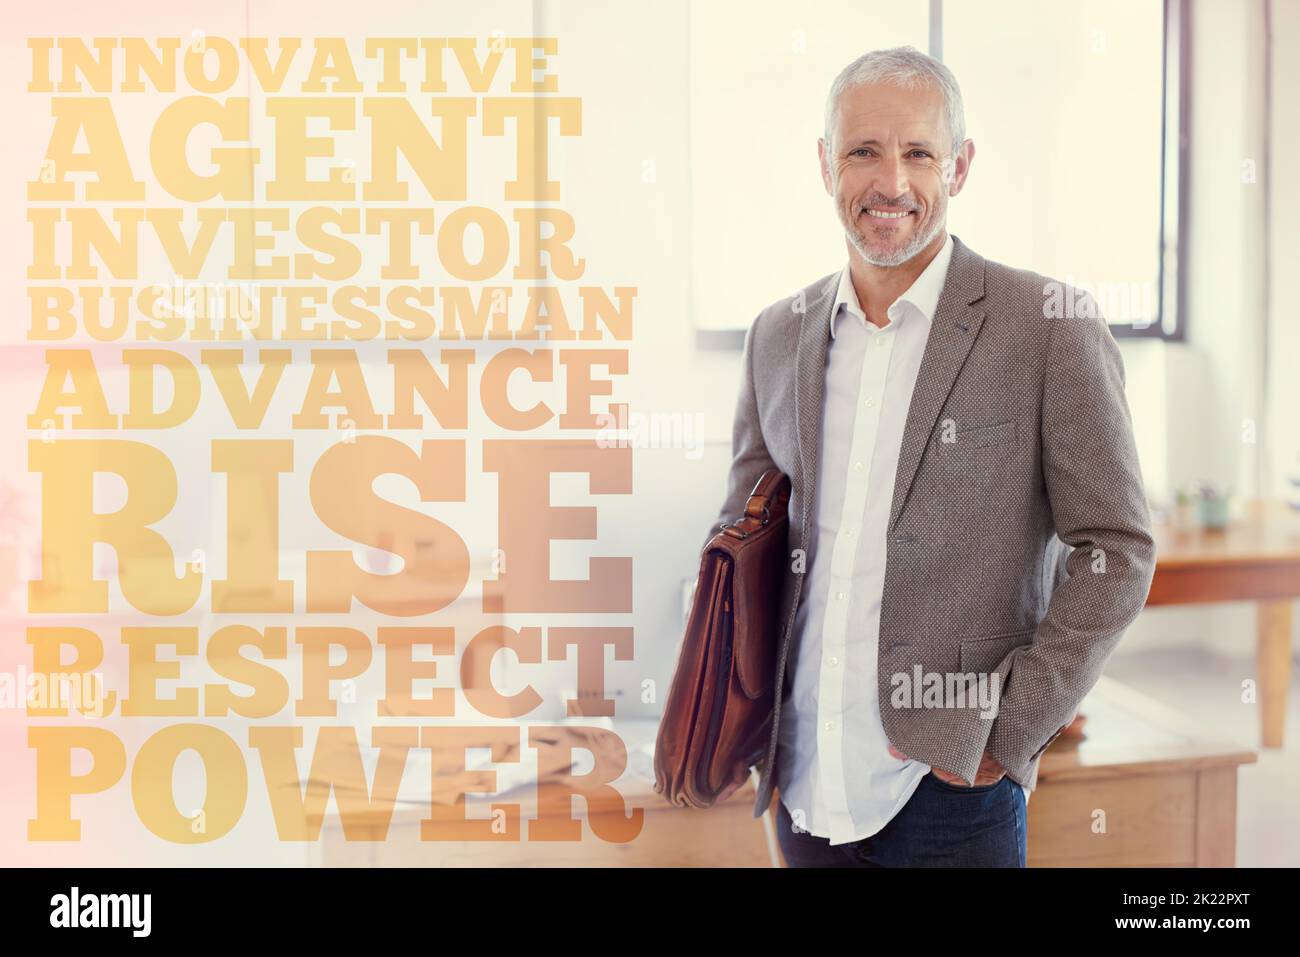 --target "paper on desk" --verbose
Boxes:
[376,716,626,807]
